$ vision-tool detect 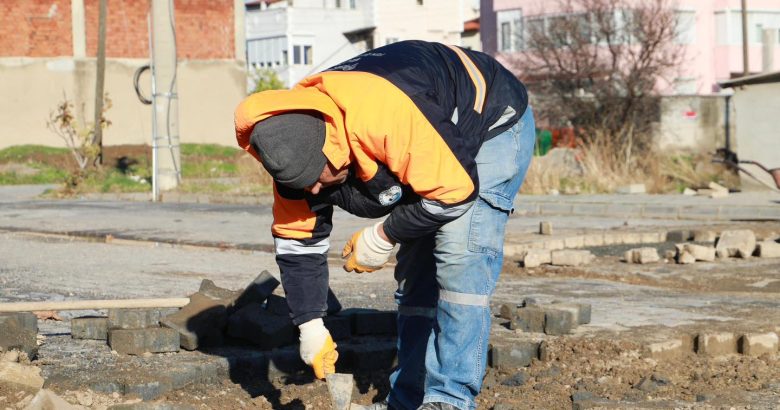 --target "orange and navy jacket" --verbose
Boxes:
[235,40,527,324]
